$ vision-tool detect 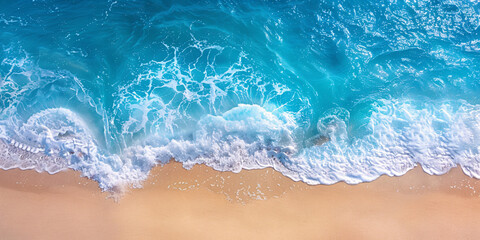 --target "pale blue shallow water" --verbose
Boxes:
[1,0,480,190]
